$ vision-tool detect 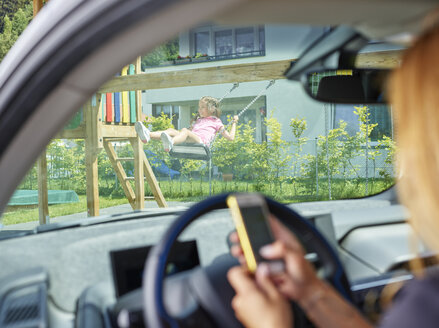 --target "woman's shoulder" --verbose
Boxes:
[378,270,439,328]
